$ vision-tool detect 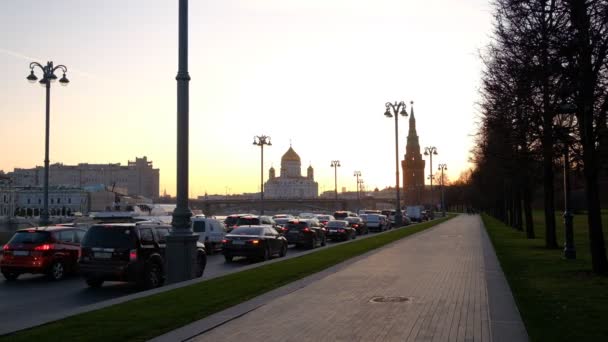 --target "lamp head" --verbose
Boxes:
[59,73,69,86]
[384,109,392,118]
[399,106,407,116]
[27,70,38,83]
[49,73,58,83]
[424,150,429,156]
